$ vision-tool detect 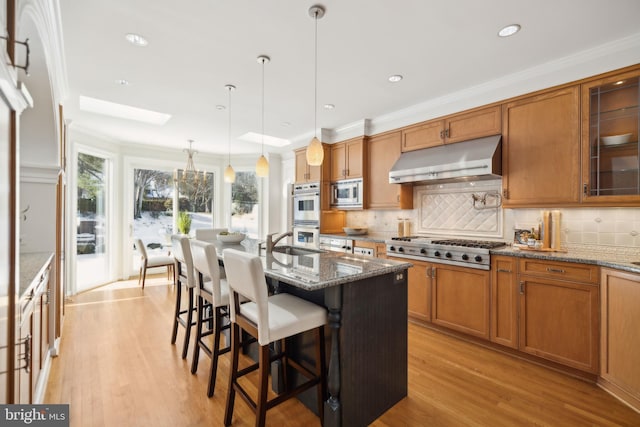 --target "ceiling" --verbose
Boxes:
[58,0,640,157]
